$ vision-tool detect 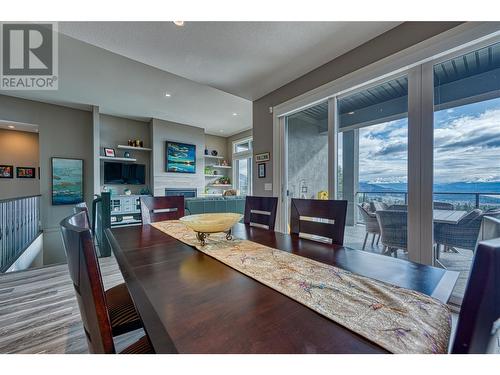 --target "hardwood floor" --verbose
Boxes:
[0,256,144,354]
